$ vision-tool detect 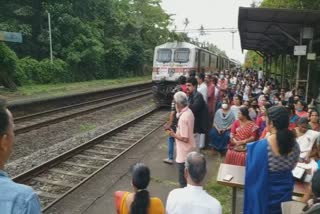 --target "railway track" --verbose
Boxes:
[14,89,151,134]
[13,108,168,211]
